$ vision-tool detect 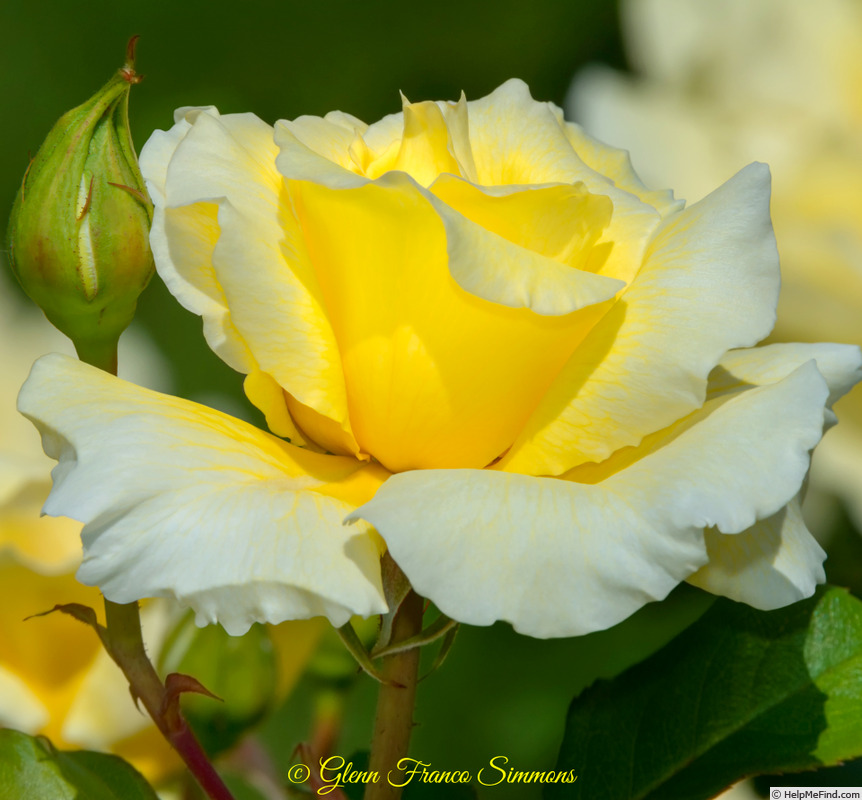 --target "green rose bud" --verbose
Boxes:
[6,39,153,372]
